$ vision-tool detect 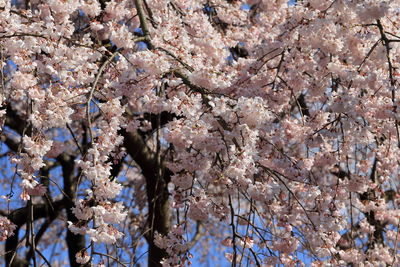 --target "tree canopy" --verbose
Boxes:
[1,0,400,266]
